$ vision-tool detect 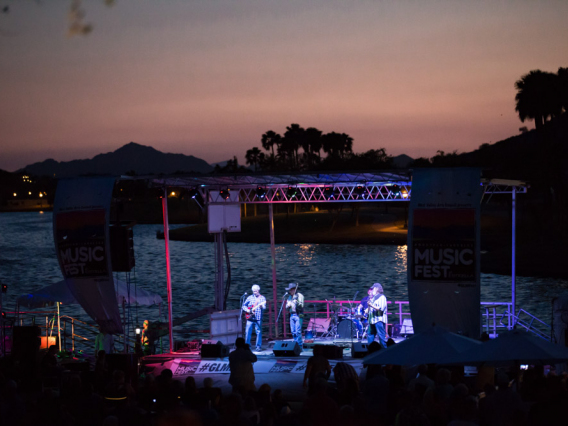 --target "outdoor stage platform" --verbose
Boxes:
[140,336,405,401]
